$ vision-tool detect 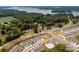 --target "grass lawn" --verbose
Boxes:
[0,17,17,23]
